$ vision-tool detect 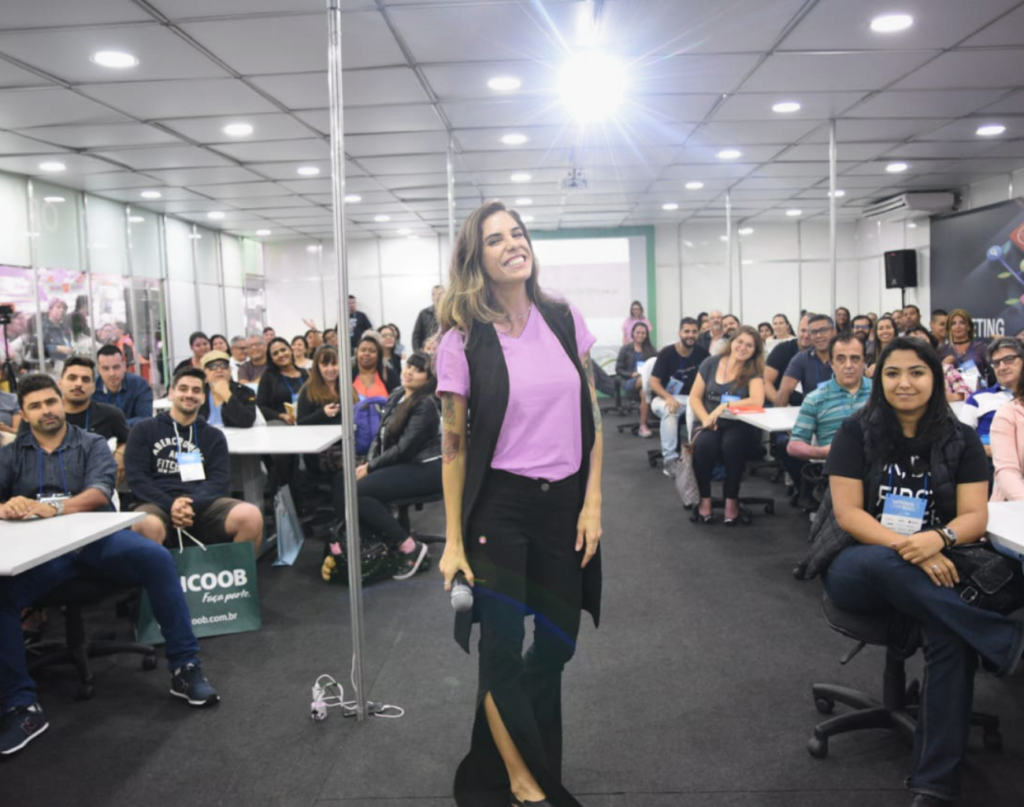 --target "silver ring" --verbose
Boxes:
[931,565,939,570]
